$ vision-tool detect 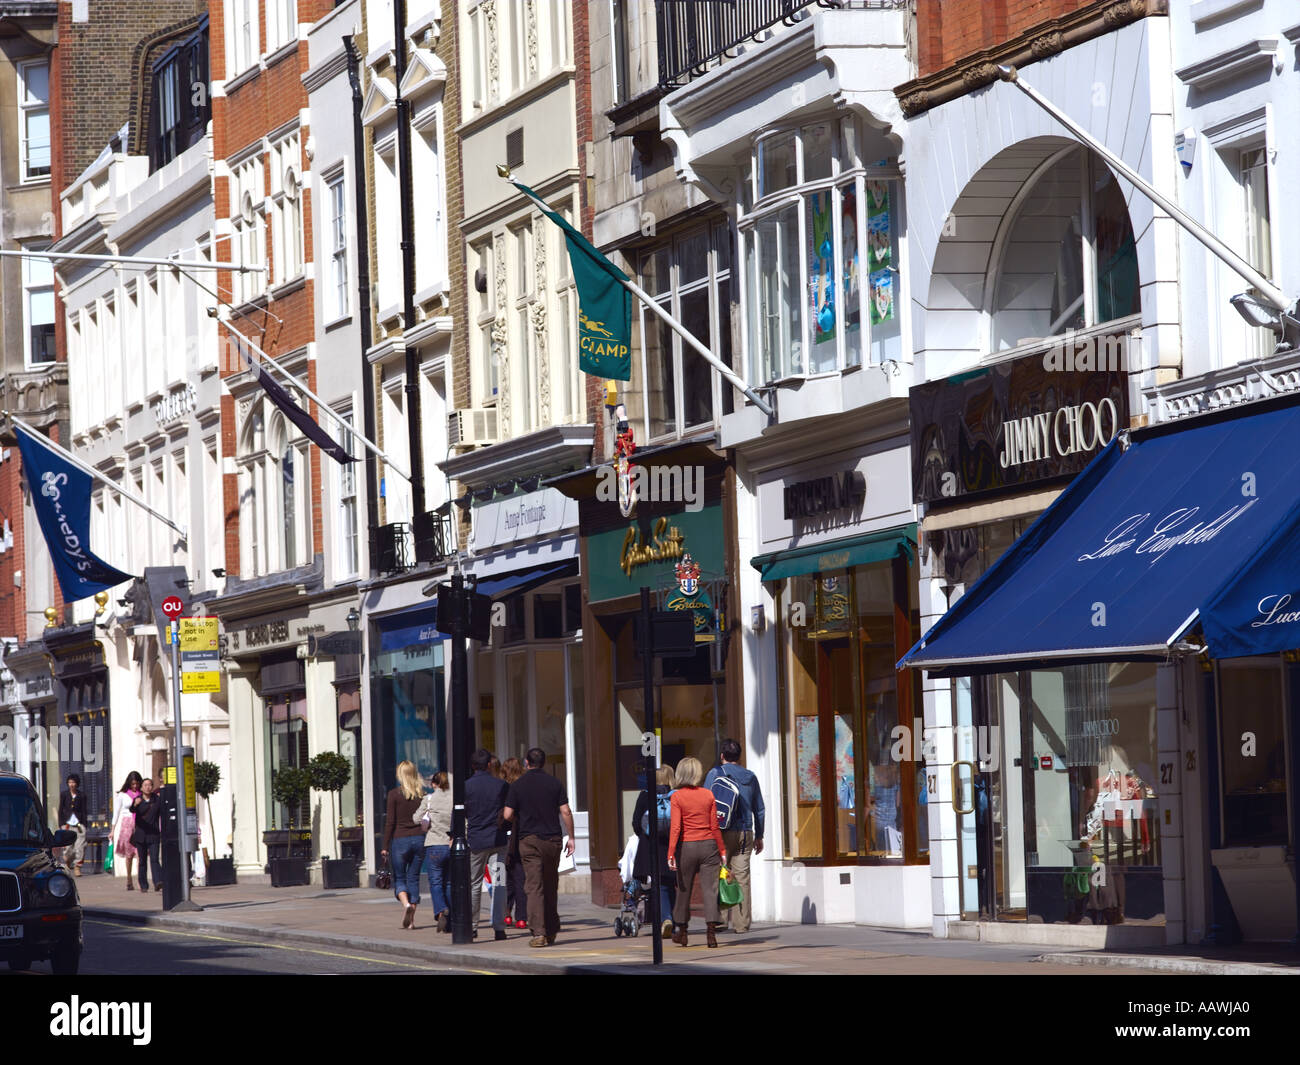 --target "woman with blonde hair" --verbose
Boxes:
[666,756,728,948]
[381,760,427,929]
[414,771,453,931]
[501,756,528,928]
